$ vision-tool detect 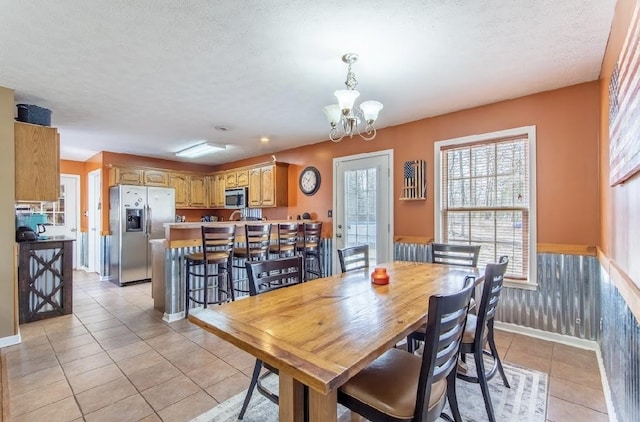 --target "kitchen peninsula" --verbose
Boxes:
[151,220,308,321]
